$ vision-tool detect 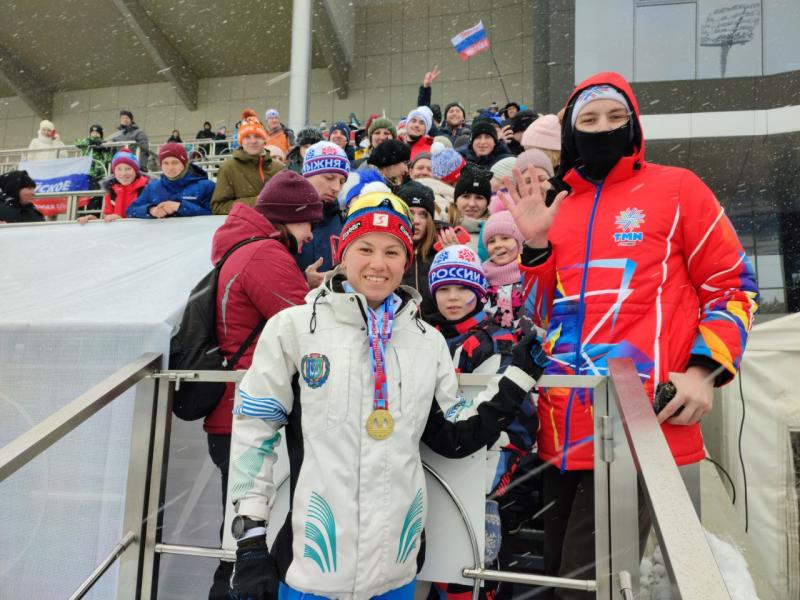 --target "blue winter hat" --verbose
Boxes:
[328,121,350,141]
[302,141,350,179]
[431,146,465,184]
[428,244,488,300]
[111,148,140,176]
[339,168,391,211]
